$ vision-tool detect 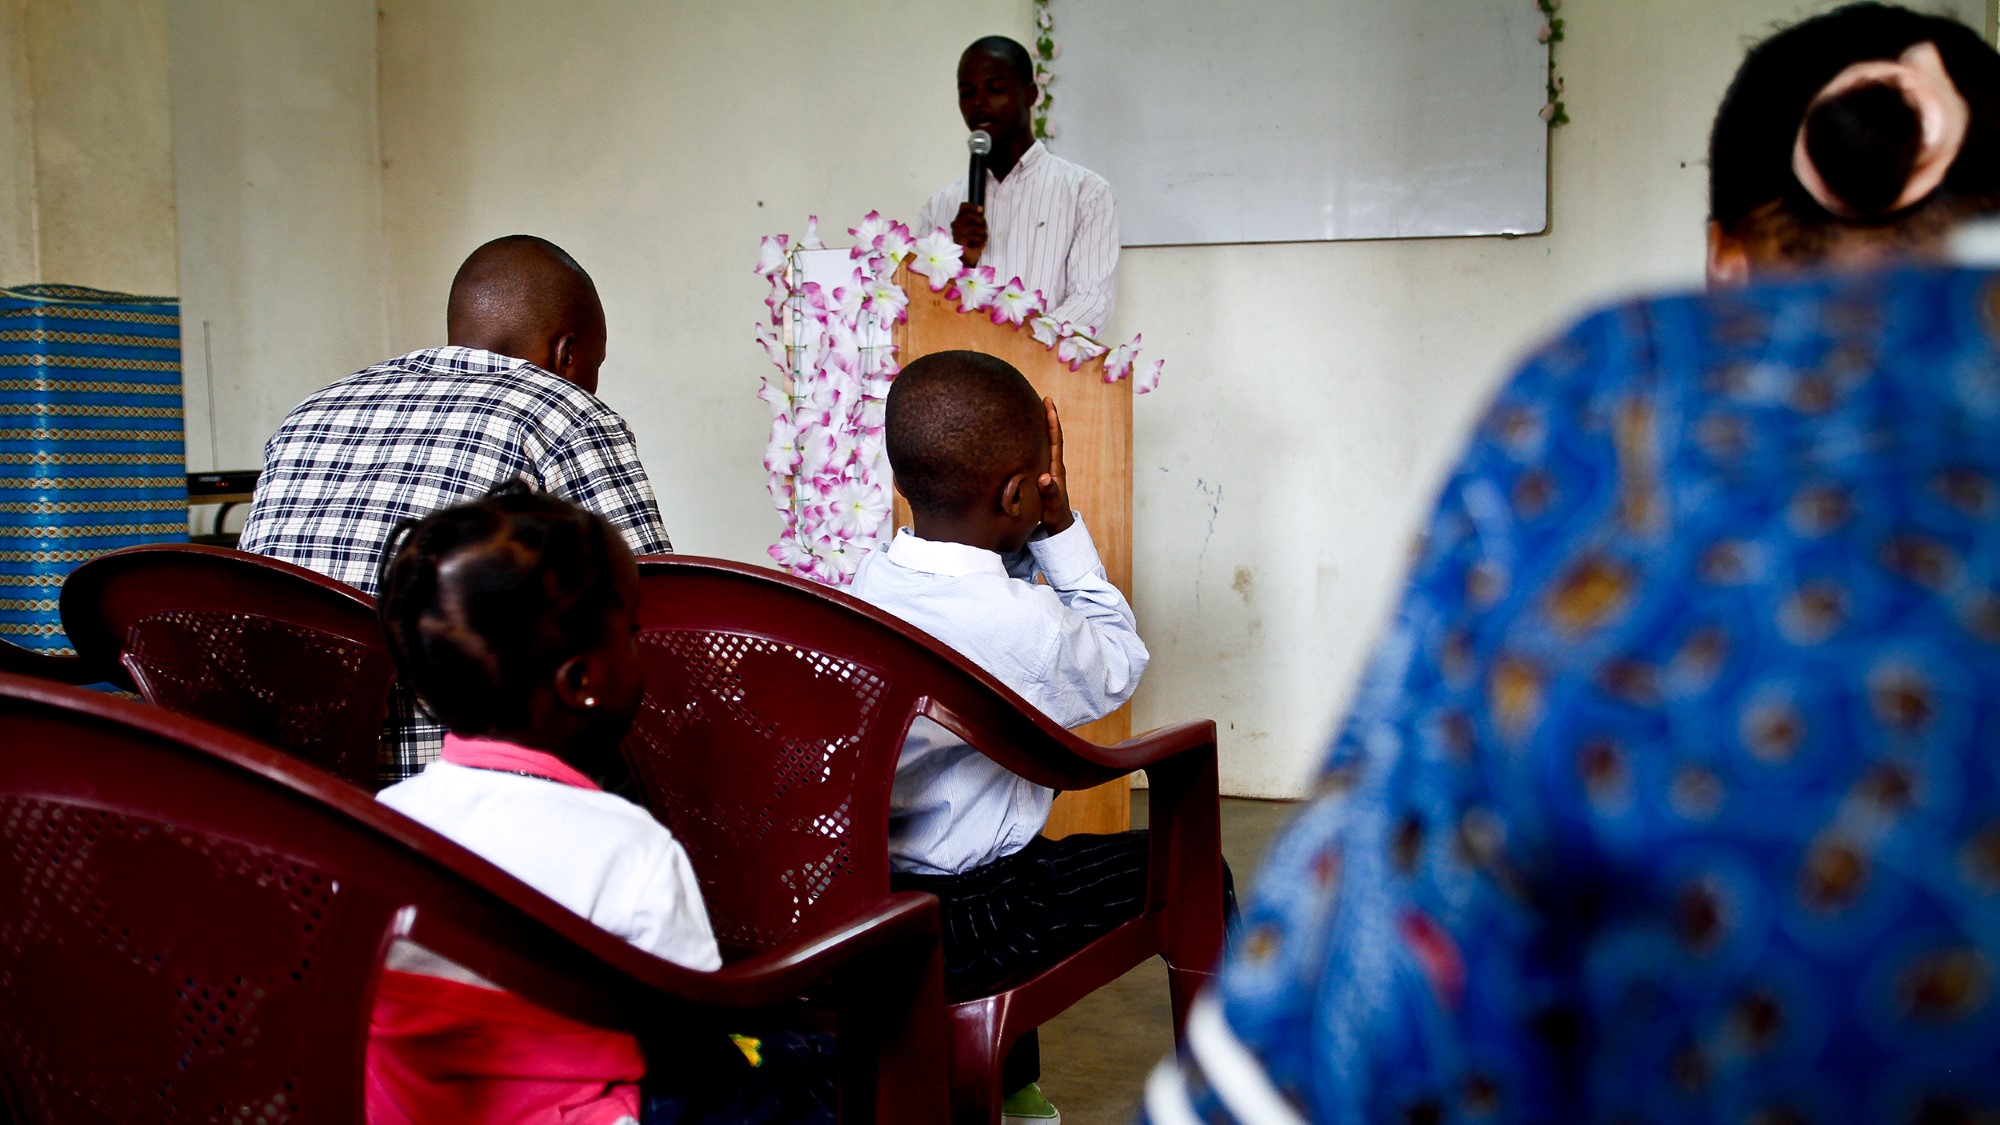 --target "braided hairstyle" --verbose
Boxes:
[376,483,630,736]
[1709,3,2000,265]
